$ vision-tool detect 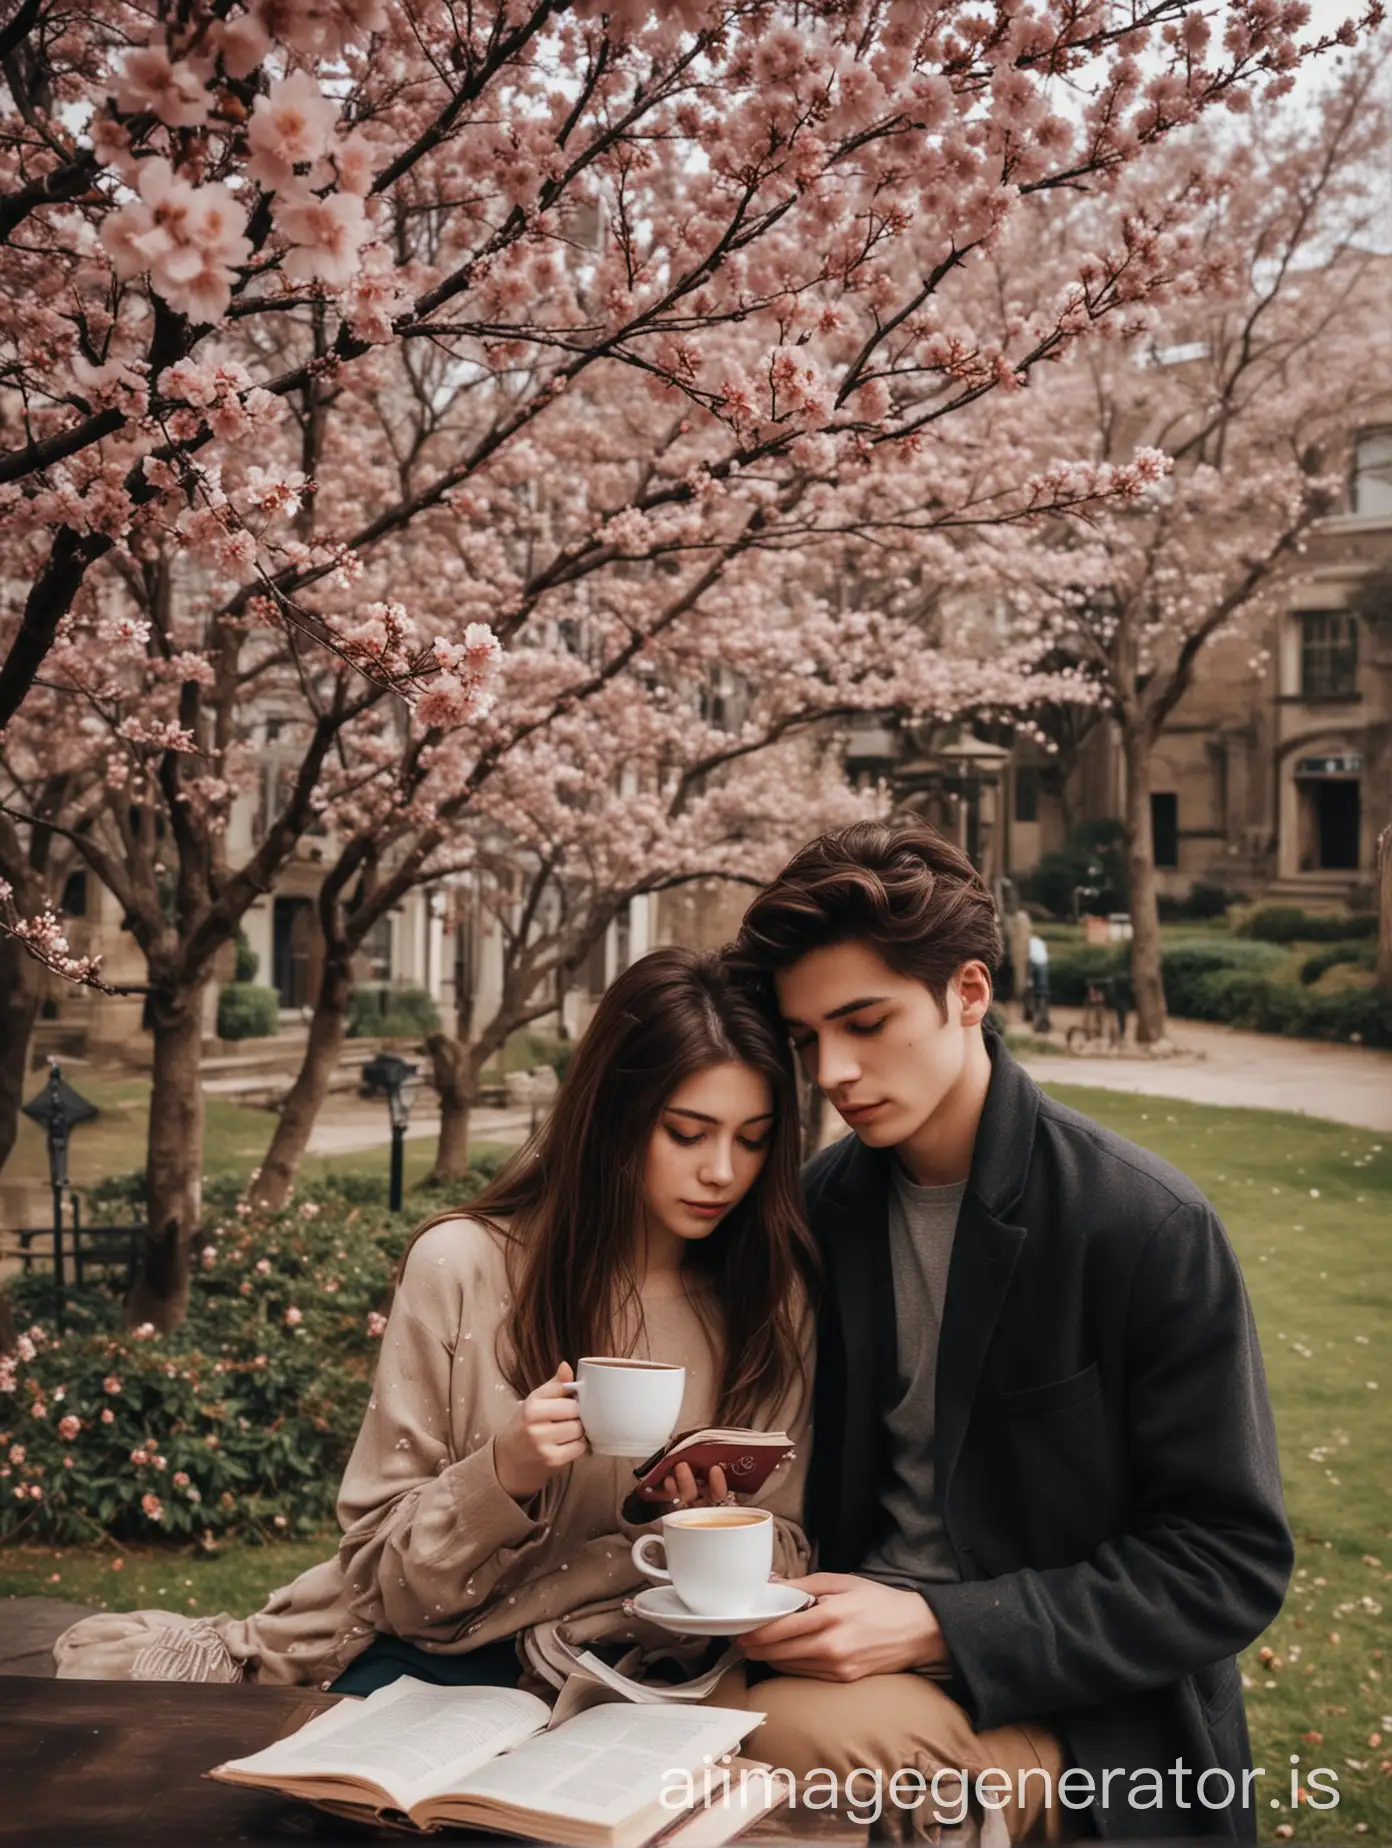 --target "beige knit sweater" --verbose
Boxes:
[57,1215,812,1687]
